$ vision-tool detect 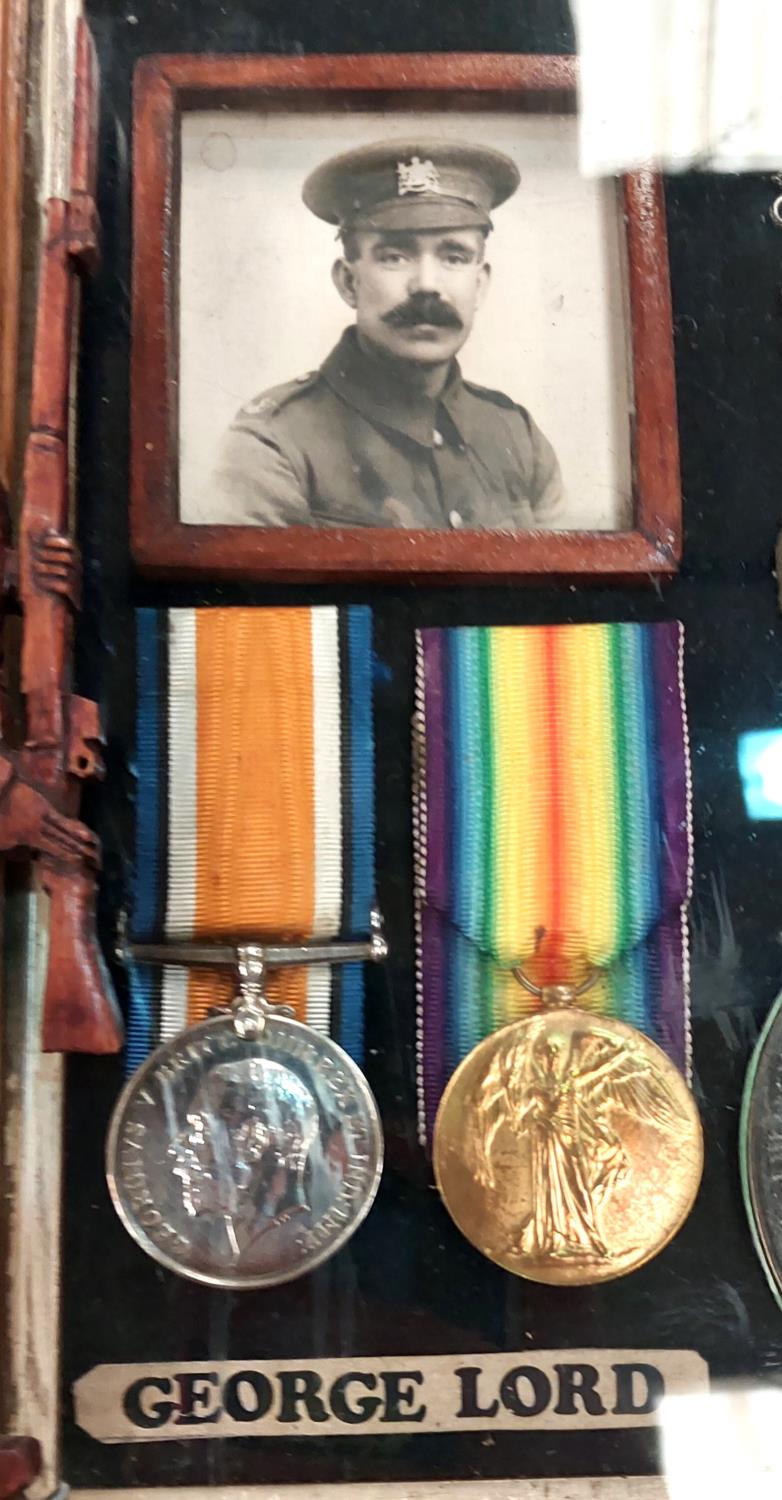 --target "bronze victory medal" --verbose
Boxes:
[433,1008,702,1285]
